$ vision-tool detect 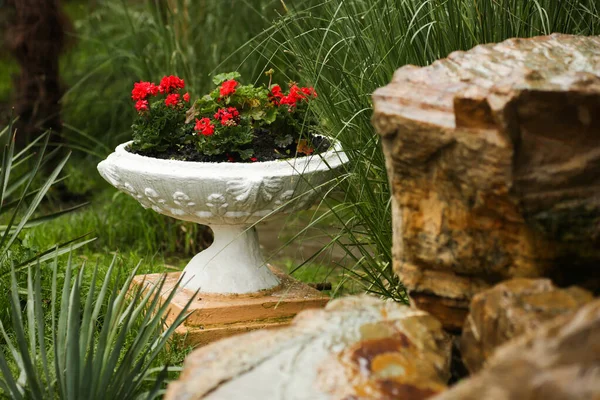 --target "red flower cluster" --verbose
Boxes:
[159,75,185,94]
[220,79,238,97]
[132,81,159,101]
[165,93,180,108]
[131,75,189,114]
[269,84,317,108]
[214,107,240,125]
[195,117,215,136]
[135,99,149,112]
